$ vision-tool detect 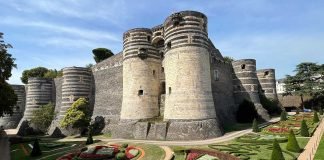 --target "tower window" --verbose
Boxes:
[167,41,171,49]
[213,70,219,81]
[241,64,246,69]
[153,70,156,77]
[264,71,269,76]
[161,67,164,73]
[147,36,151,42]
[138,90,144,96]
[169,87,171,94]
